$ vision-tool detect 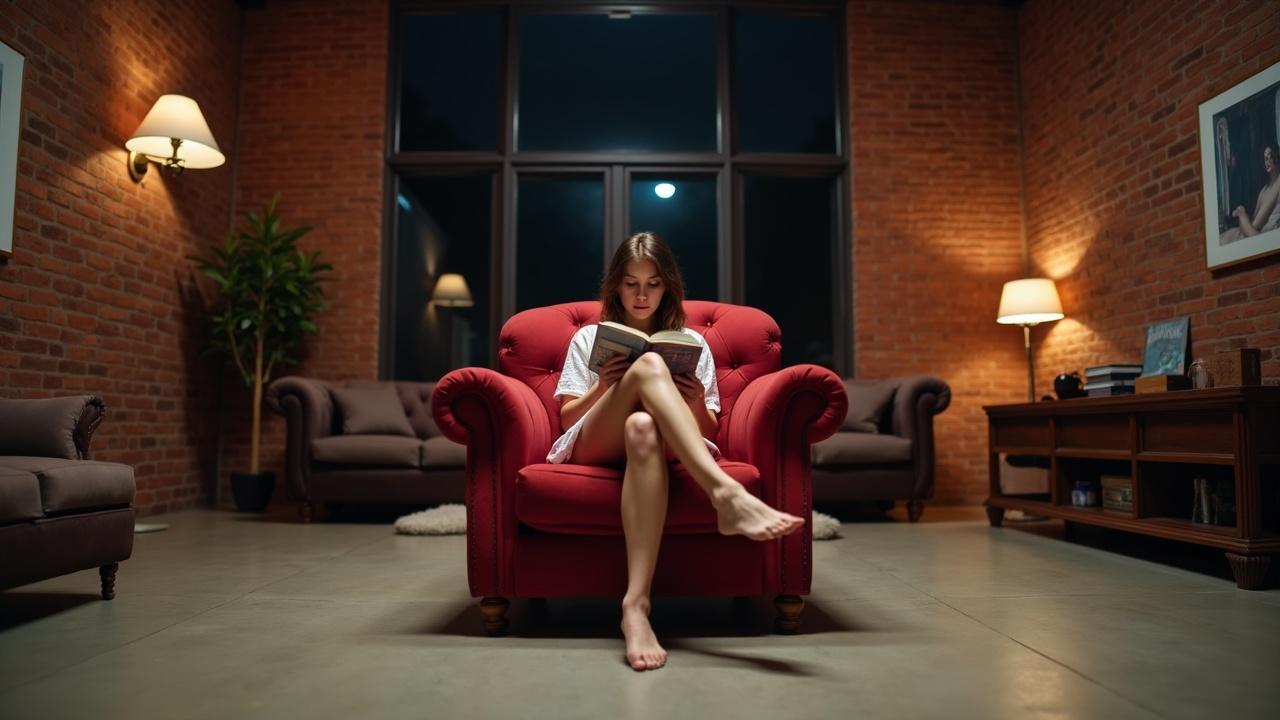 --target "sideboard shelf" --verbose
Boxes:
[985,386,1280,589]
